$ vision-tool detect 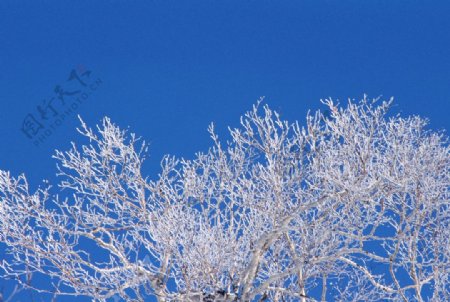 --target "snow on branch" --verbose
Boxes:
[0,97,449,301]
